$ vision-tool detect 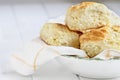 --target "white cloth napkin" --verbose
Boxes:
[10,38,87,75]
